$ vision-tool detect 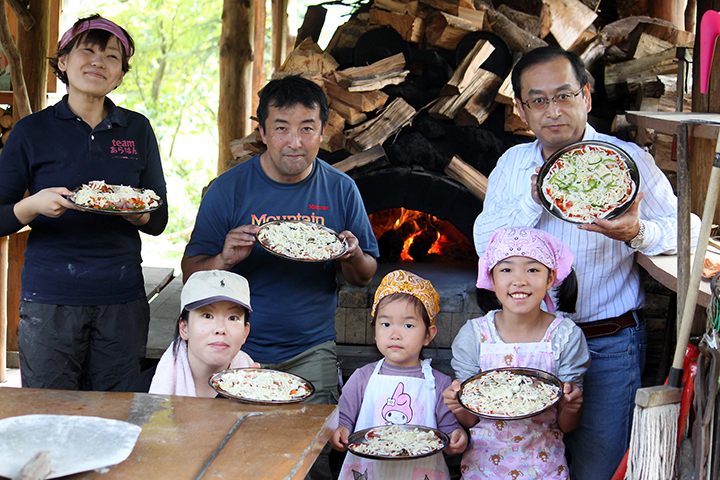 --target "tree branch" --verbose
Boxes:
[0,0,31,118]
